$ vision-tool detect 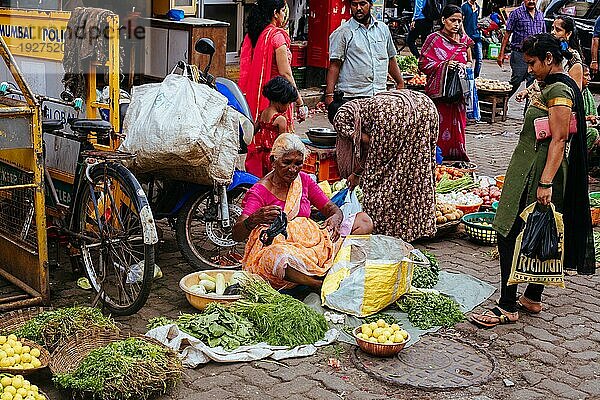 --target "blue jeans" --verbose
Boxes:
[471,39,483,78]
[509,50,535,99]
